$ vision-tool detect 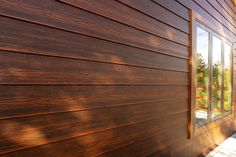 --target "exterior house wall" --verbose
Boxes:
[0,0,235,156]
